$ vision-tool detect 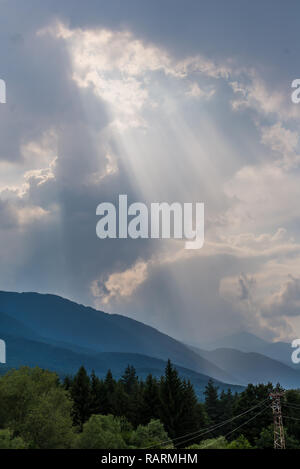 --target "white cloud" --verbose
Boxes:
[223,164,300,232]
[91,259,149,305]
[40,22,230,129]
[261,122,300,169]
[230,74,300,121]
[186,82,216,99]
[263,275,300,318]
